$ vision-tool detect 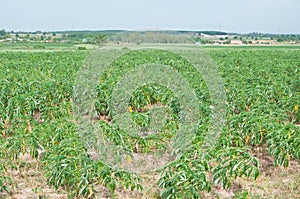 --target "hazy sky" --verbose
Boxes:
[1,0,299,33]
